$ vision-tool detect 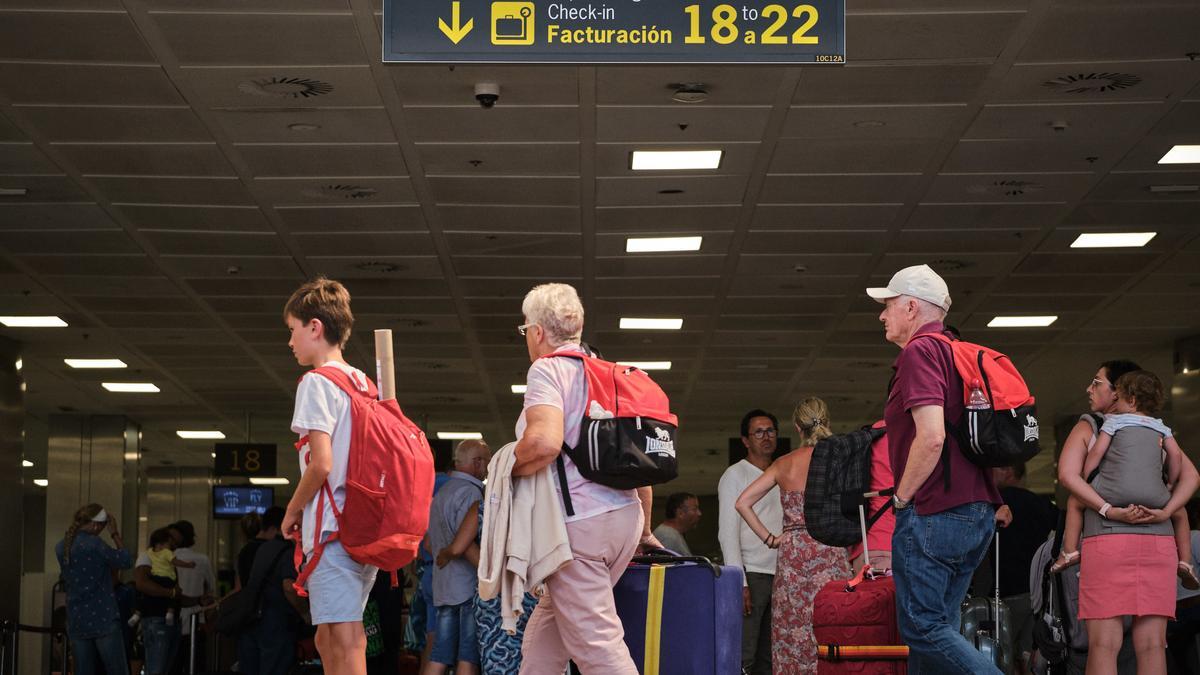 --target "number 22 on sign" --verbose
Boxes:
[683,3,819,45]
